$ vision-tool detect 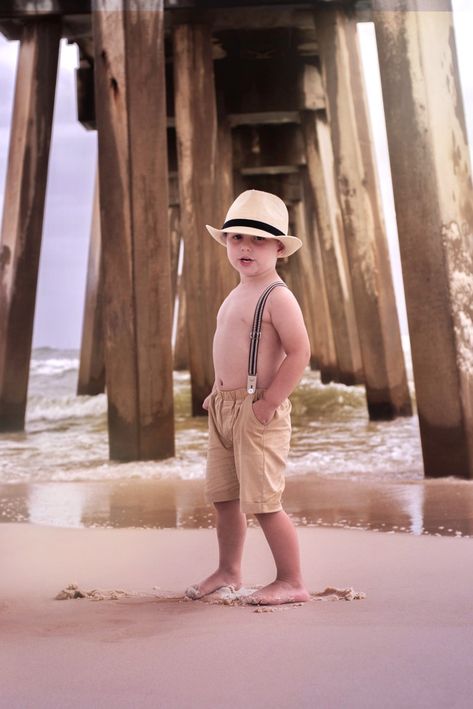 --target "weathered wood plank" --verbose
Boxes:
[317,8,412,420]
[0,20,60,431]
[290,197,338,381]
[173,22,235,415]
[299,177,339,381]
[0,0,348,16]
[93,0,174,460]
[216,106,237,227]
[167,8,317,31]
[77,169,105,396]
[301,110,363,385]
[373,1,473,477]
